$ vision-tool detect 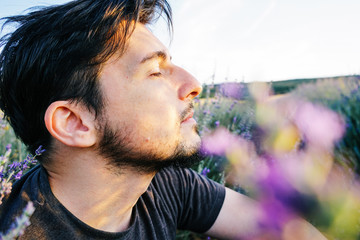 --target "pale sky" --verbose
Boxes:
[1,0,360,83]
